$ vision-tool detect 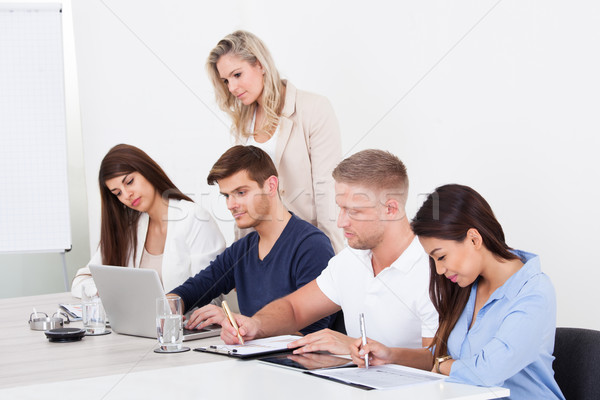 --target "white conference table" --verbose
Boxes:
[0,292,510,399]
